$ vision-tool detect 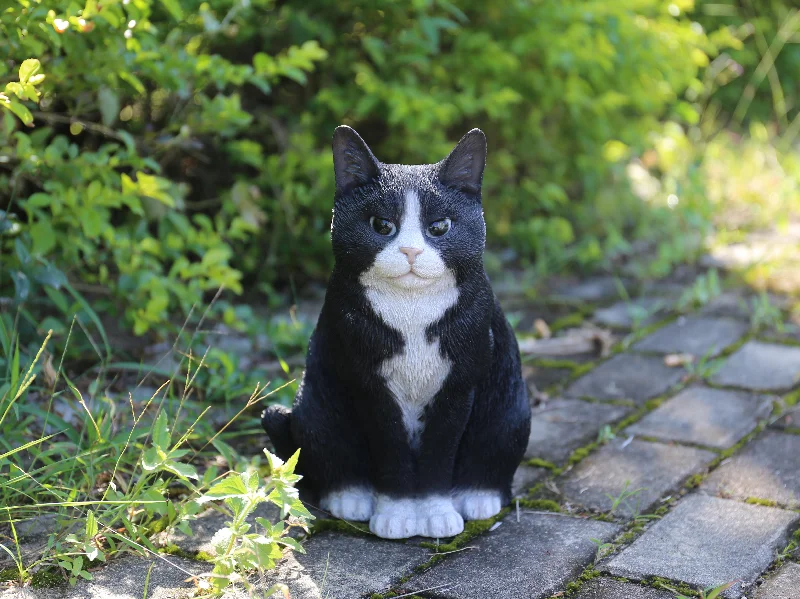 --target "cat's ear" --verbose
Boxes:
[437,128,486,195]
[332,125,381,195]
